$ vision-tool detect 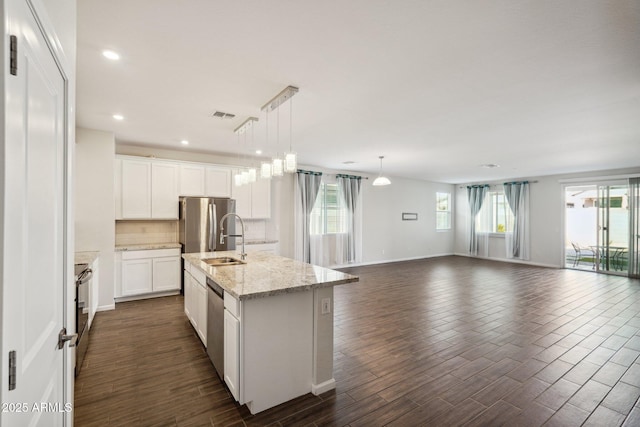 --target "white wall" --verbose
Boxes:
[360,176,456,264]
[76,128,116,310]
[454,167,640,268]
